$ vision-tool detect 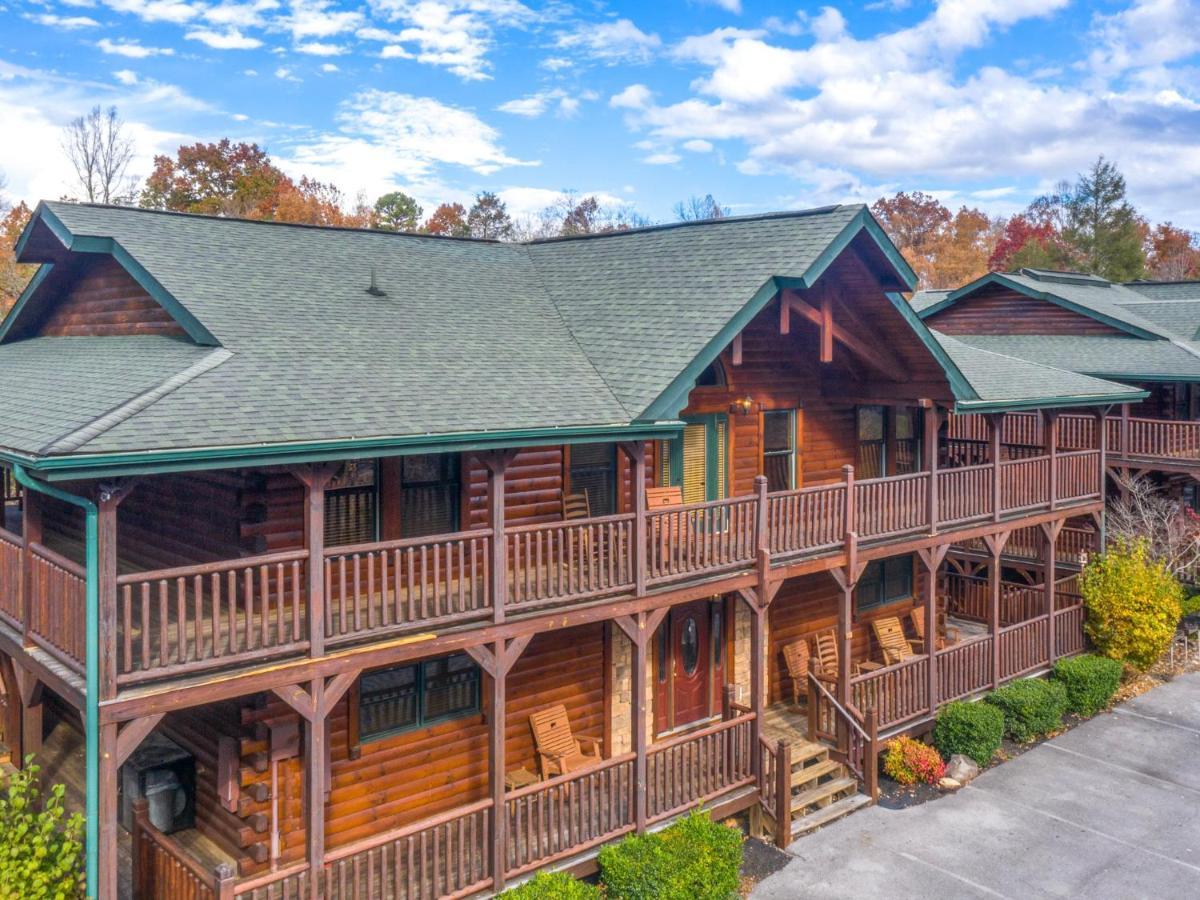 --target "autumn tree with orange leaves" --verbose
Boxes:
[871,192,998,289]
